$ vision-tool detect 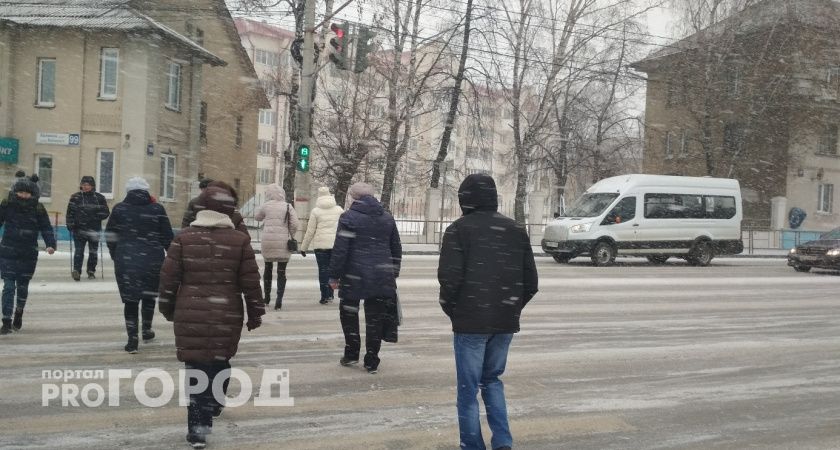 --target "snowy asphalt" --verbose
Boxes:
[1,254,839,449]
